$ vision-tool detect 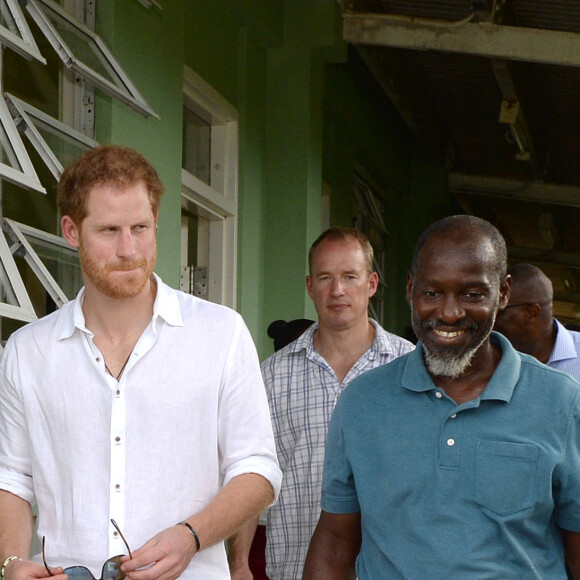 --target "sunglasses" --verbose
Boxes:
[42,519,132,580]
